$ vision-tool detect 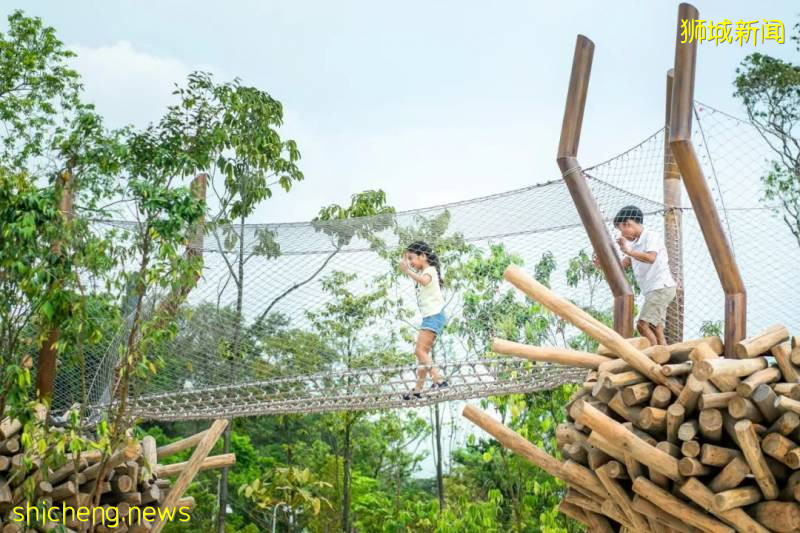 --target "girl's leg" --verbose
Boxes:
[413,329,442,391]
